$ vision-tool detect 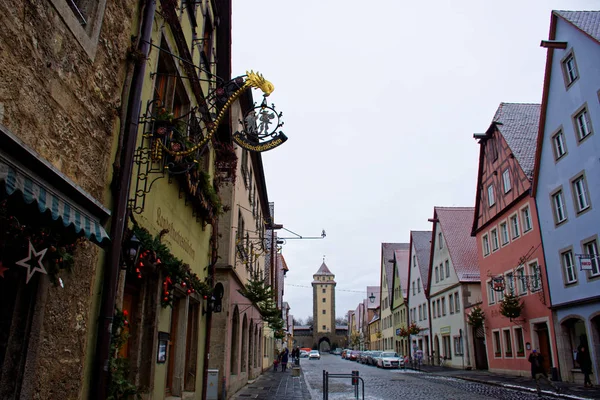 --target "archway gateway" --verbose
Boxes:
[318,337,331,353]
